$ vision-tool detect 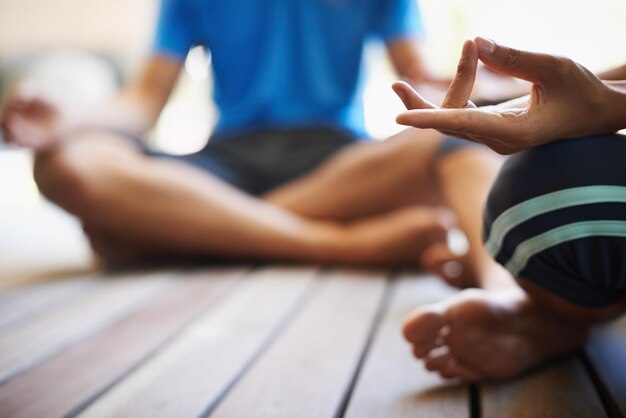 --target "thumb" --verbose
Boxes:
[391,81,437,110]
[474,37,562,84]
